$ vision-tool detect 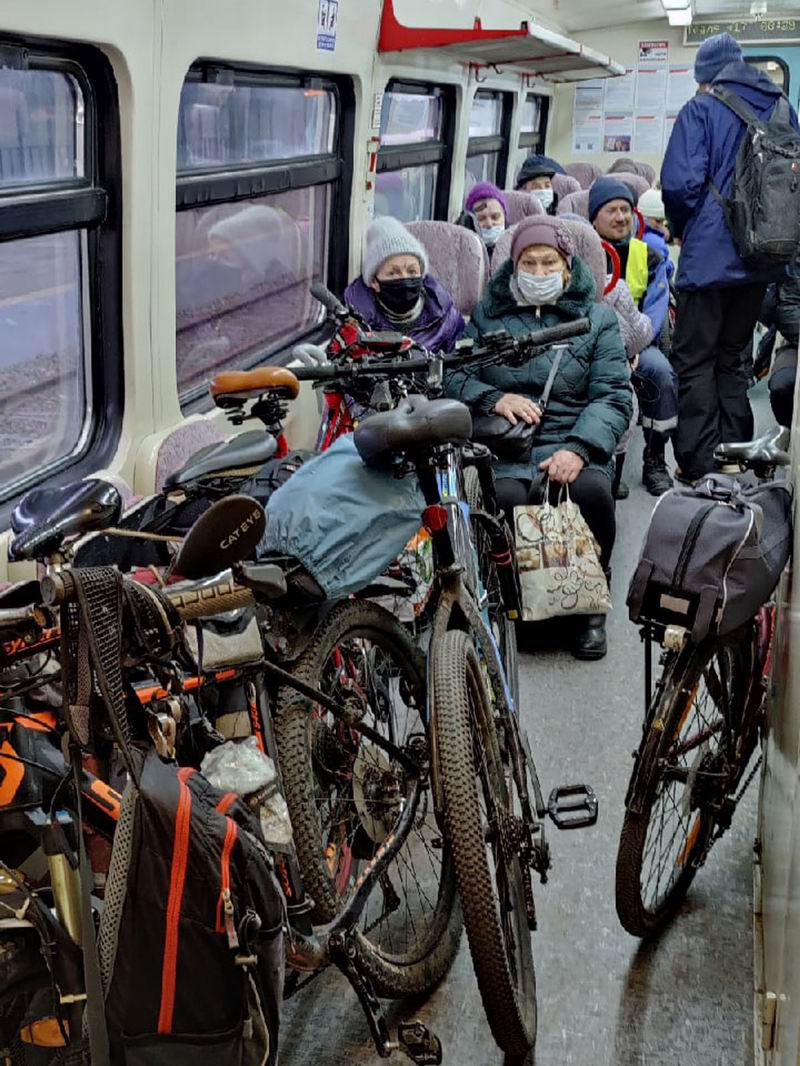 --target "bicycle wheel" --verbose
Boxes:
[433,629,536,1058]
[615,632,752,938]
[464,466,519,707]
[275,600,461,999]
